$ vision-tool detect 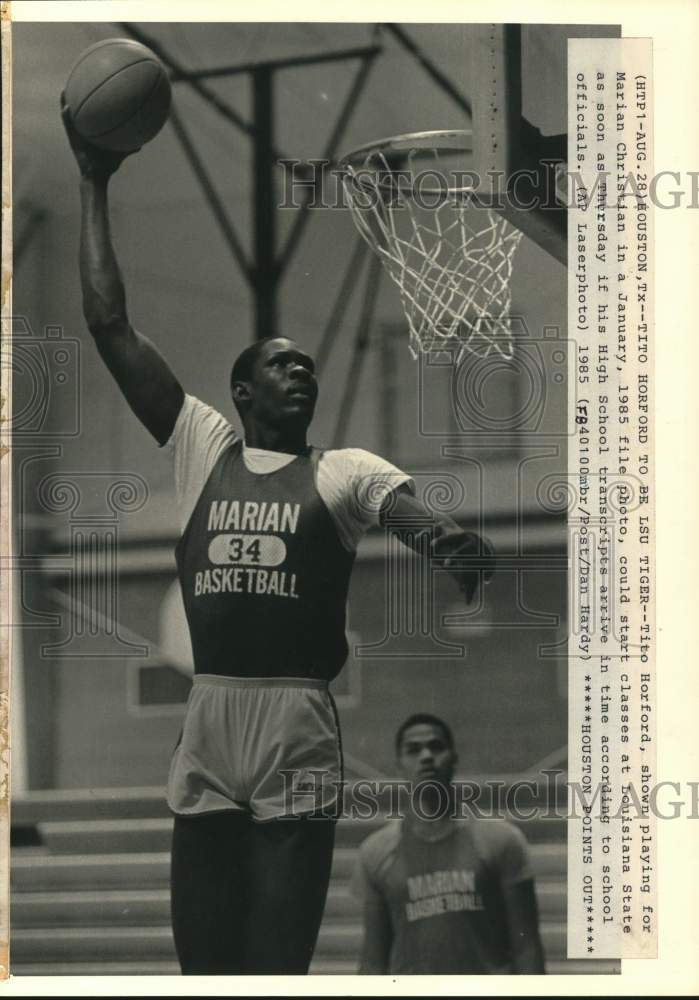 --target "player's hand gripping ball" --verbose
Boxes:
[60,93,132,180]
[433,530,495,605]
[63,38,171,153]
